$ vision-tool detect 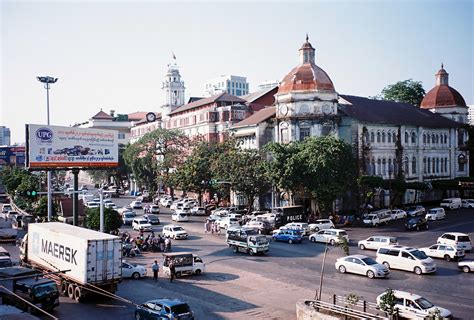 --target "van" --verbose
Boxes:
[440,198,462,210]
[358,236,398,250]
[375,245,436,275]
[437,232,472,251]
